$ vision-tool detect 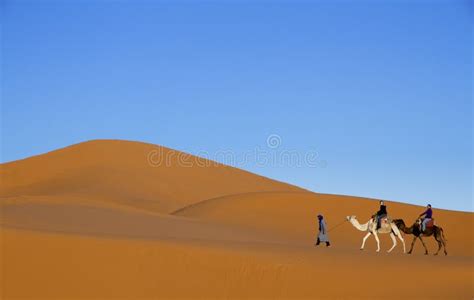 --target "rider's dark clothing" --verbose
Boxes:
[420,208,432,219]
[376,204,387,229]
[377,205,387,217]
